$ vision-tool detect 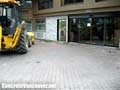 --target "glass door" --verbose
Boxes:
[104,17,115,46]
[91,18,104,45]
[69,18,79,42]
[114,17,120,47]
[69,15,120,47]
[69,17,92,43]
[57,19,66,41]
[79,18,91,43]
